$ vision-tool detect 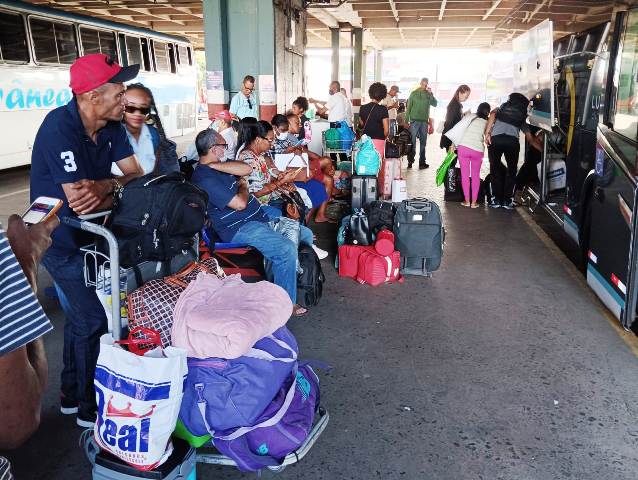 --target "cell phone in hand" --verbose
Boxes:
[21,196,63,226]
